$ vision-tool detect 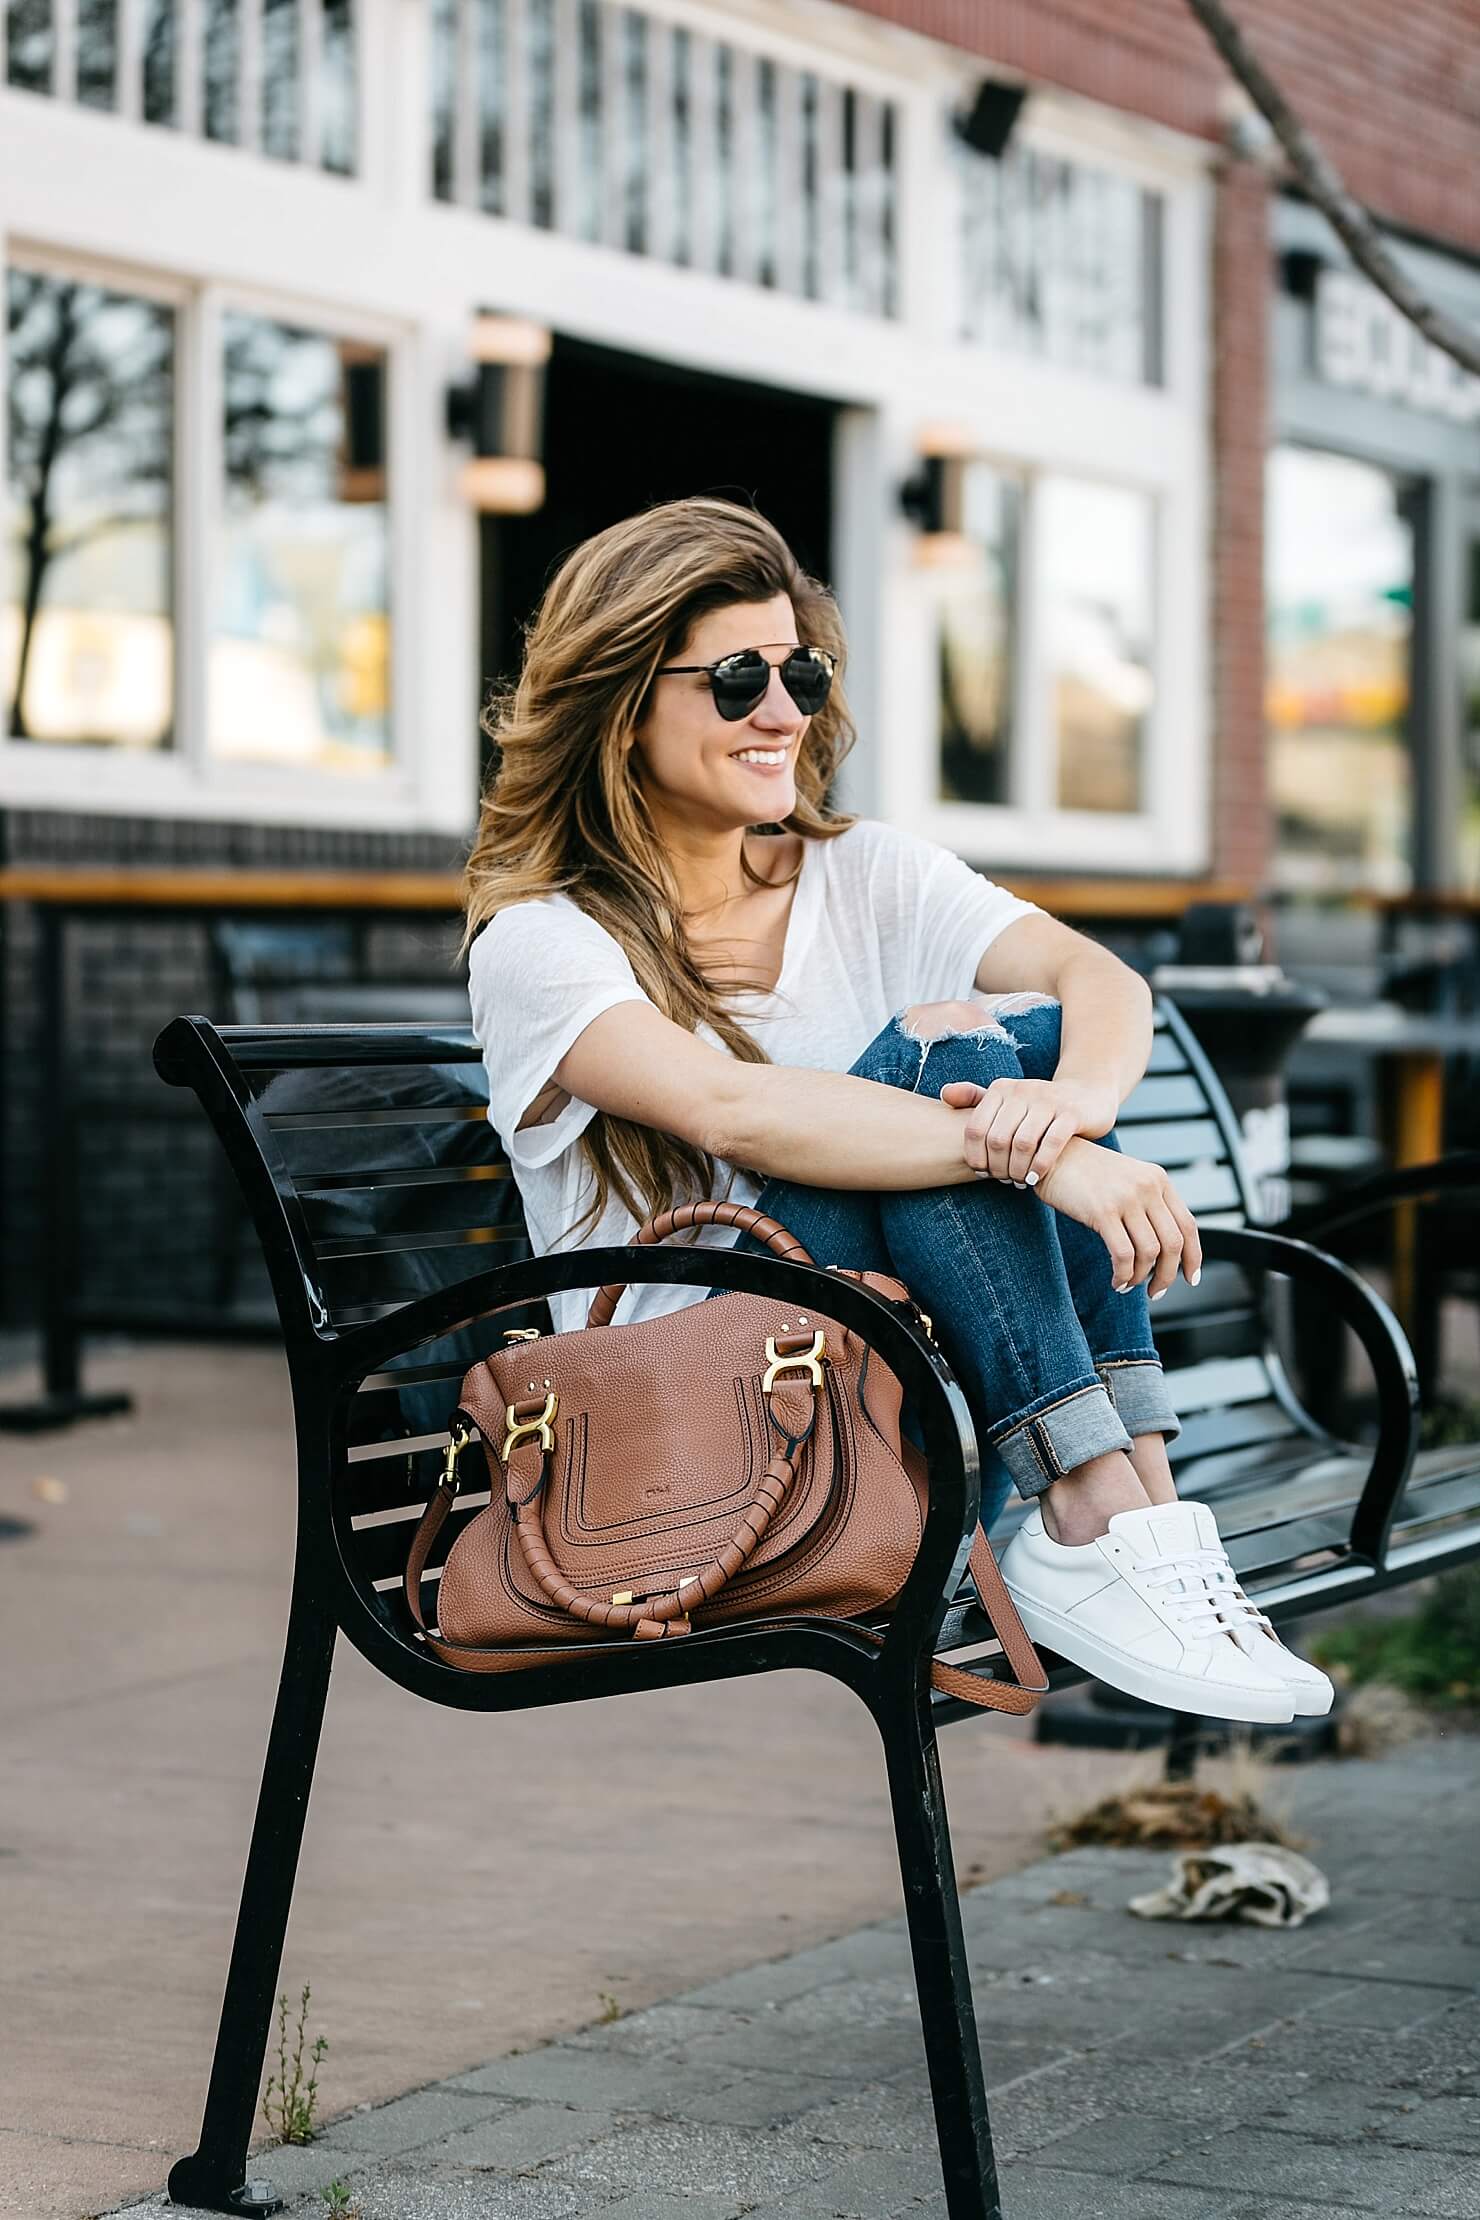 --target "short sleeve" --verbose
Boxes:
[851,821,1039,1007]
[467,898,652,1169]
